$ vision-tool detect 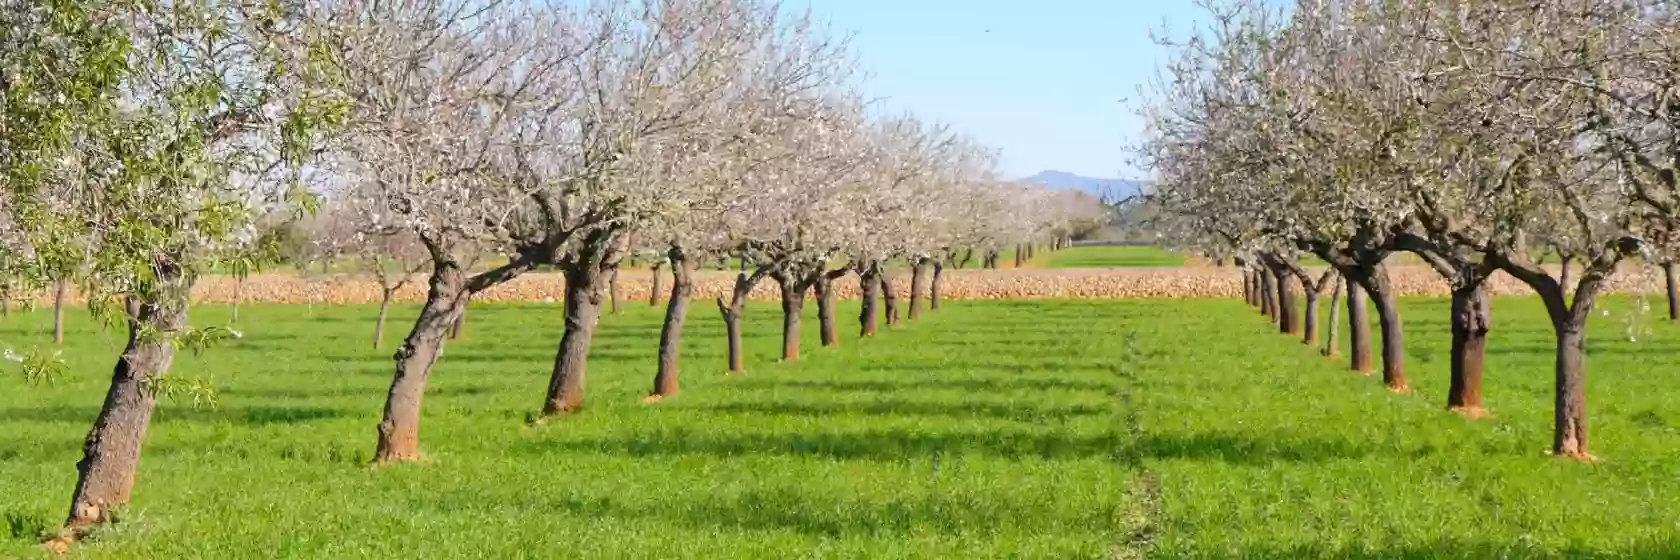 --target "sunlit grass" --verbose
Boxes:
[1042,245,1186,268]
[1,295,1676,557]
